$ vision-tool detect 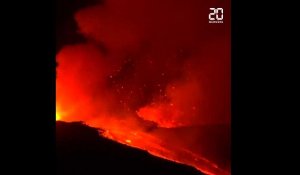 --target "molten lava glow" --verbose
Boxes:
[56,112,61,121]
[56,0,230,174]
[100,126,230,175]
[125,139,132,144]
